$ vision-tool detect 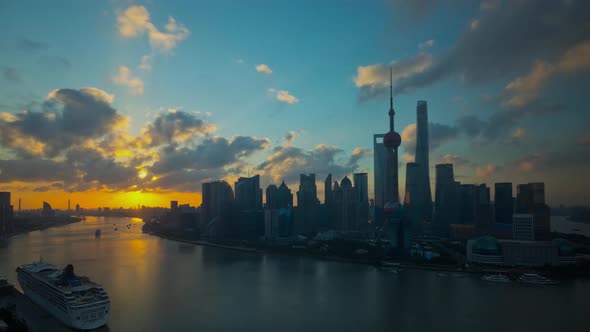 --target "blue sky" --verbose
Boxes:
[1,0,589,208]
